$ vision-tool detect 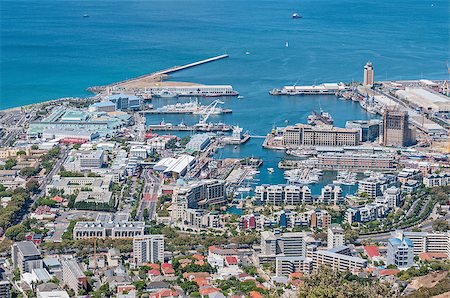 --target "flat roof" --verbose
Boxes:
[15,241,40,257]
